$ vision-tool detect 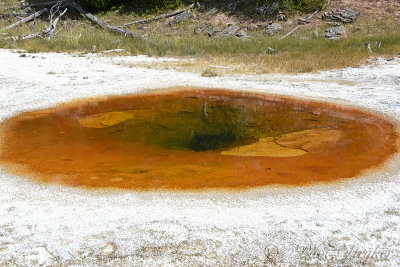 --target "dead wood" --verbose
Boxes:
[2,8,48,31]
[64,1,154,43]
[0,13,11,19]
[0,12,32,18]
[4,2,67,41]
[3,0,153,43]
[279,25,301,40]
[41,3,68,38]
[123,3,195,27]
[306,9,320,21]
[21,0,71,10]
[280,9,319,40]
